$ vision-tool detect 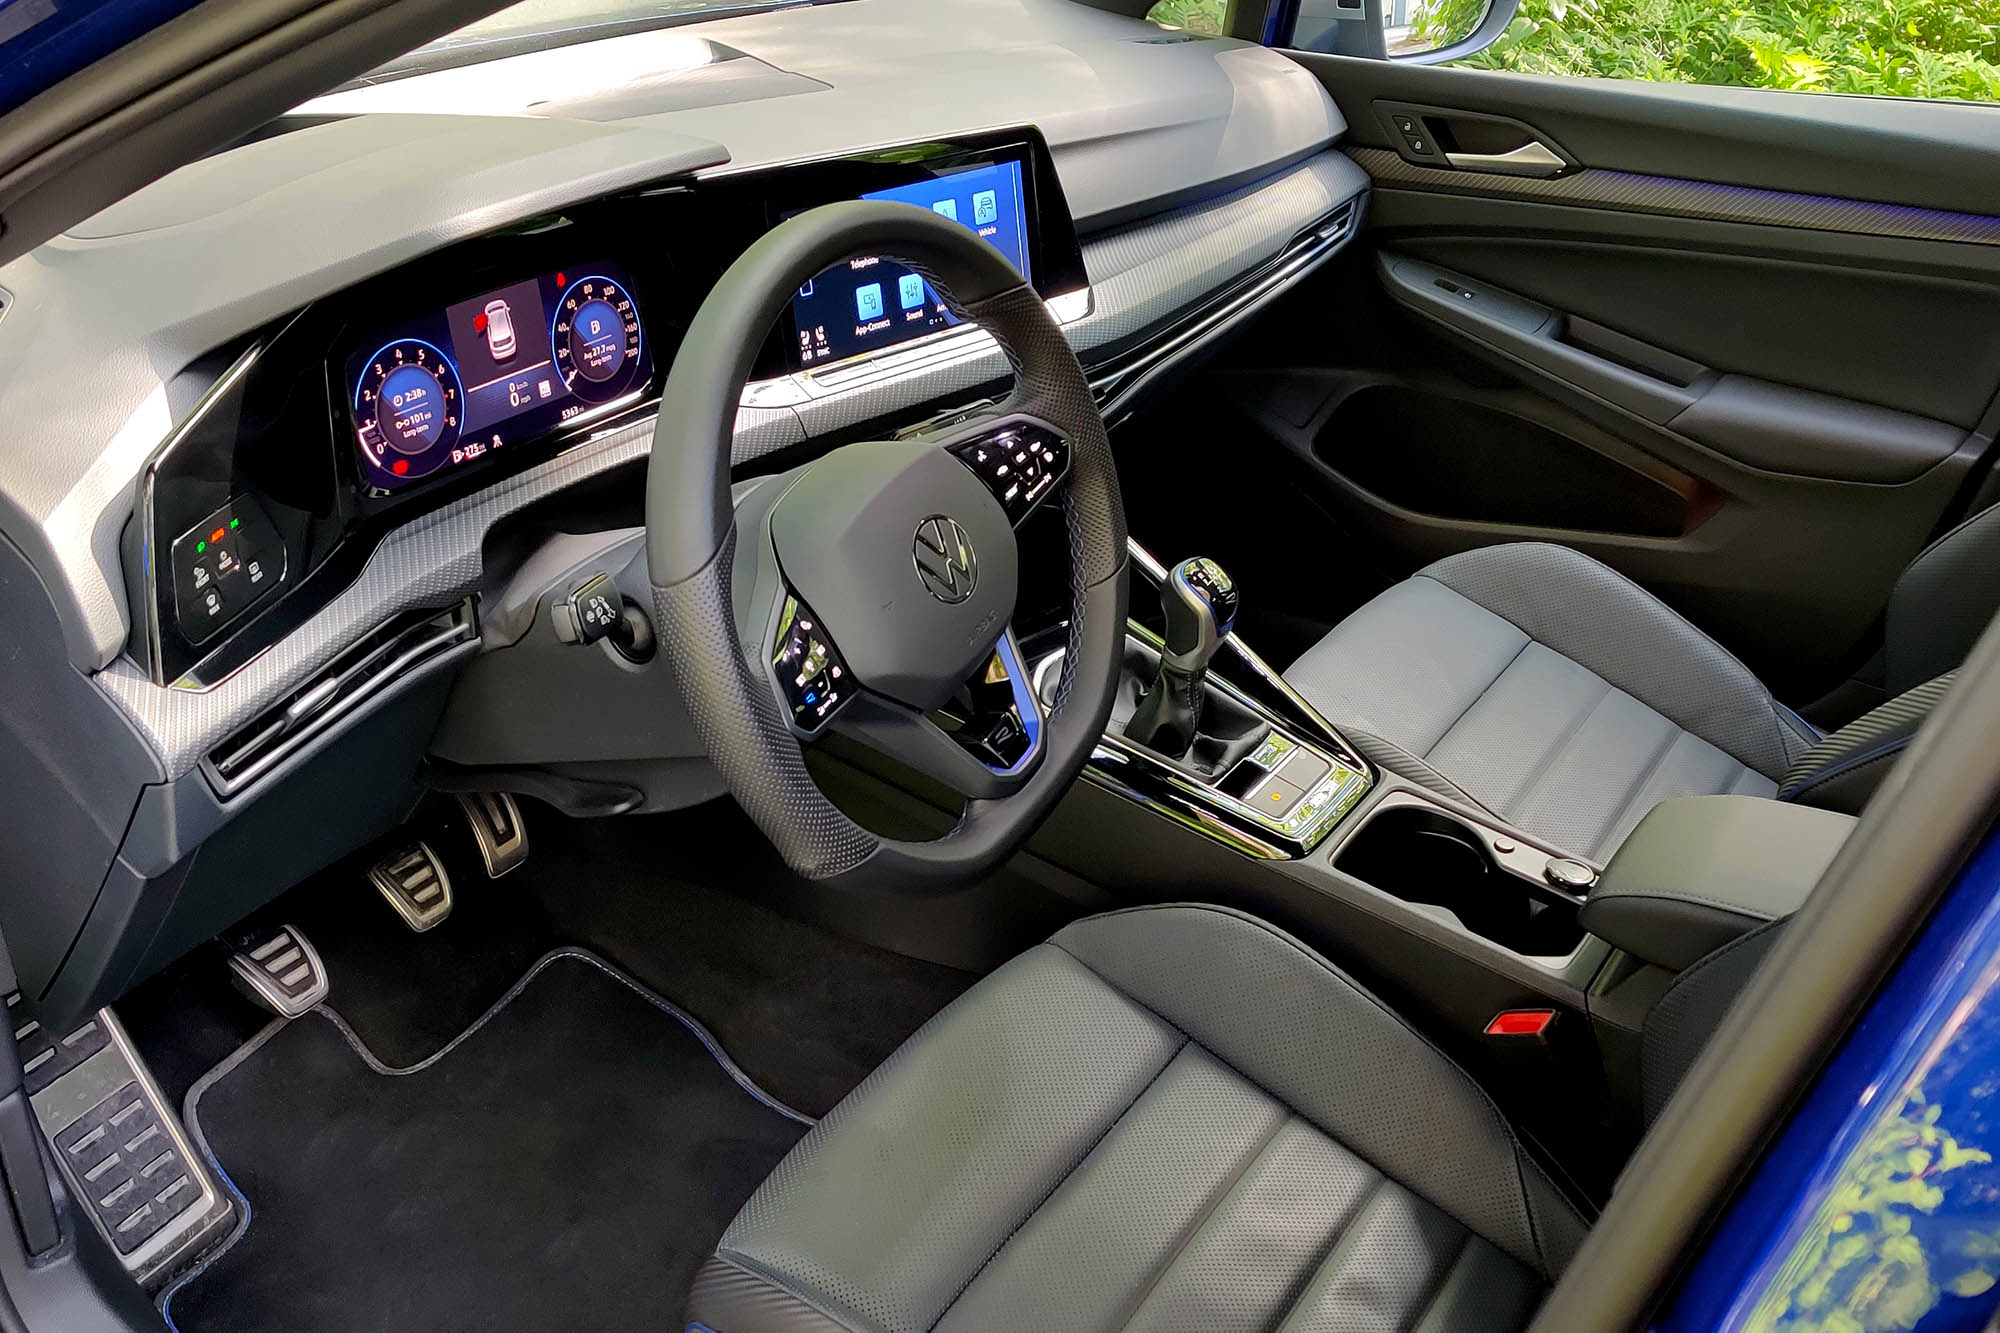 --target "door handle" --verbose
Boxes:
[1442,141,1568,178]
